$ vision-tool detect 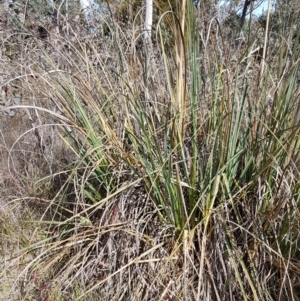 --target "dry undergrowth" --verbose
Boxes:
[1,1,300,301]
